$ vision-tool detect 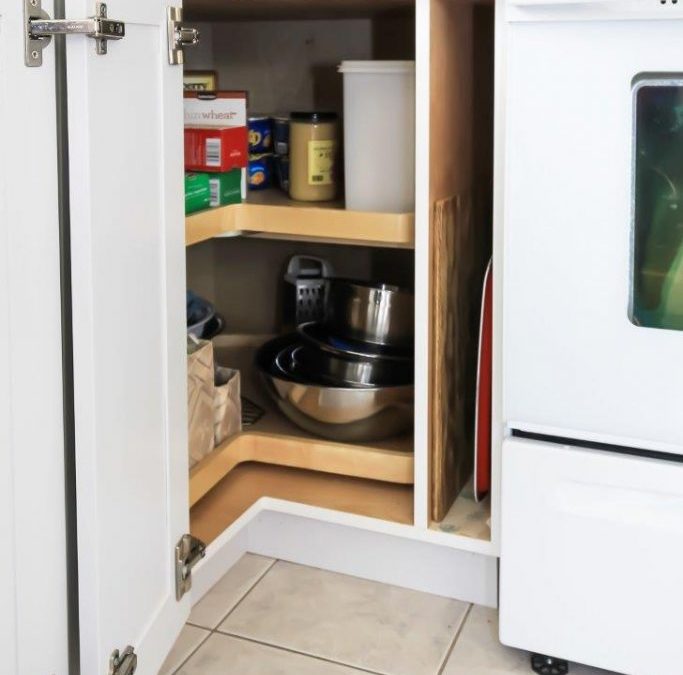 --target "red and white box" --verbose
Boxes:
[184,91,248,195]
[184,125,248,173]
